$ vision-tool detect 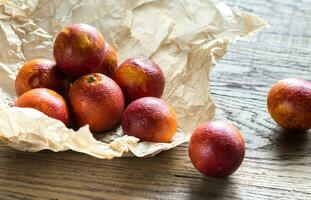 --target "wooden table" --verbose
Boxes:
[0,0,310,199]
